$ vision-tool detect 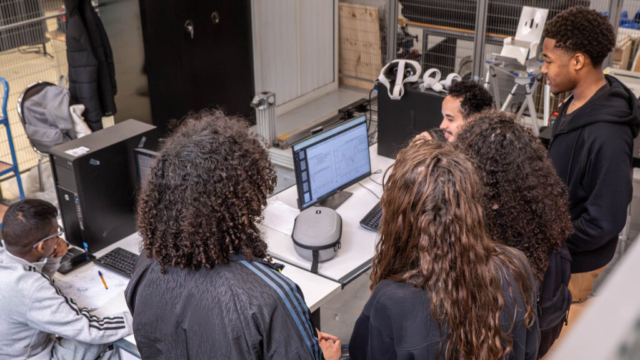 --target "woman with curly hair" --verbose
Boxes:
[125,110,341,360]
[349,139,539,360]
[454,110,573,358]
